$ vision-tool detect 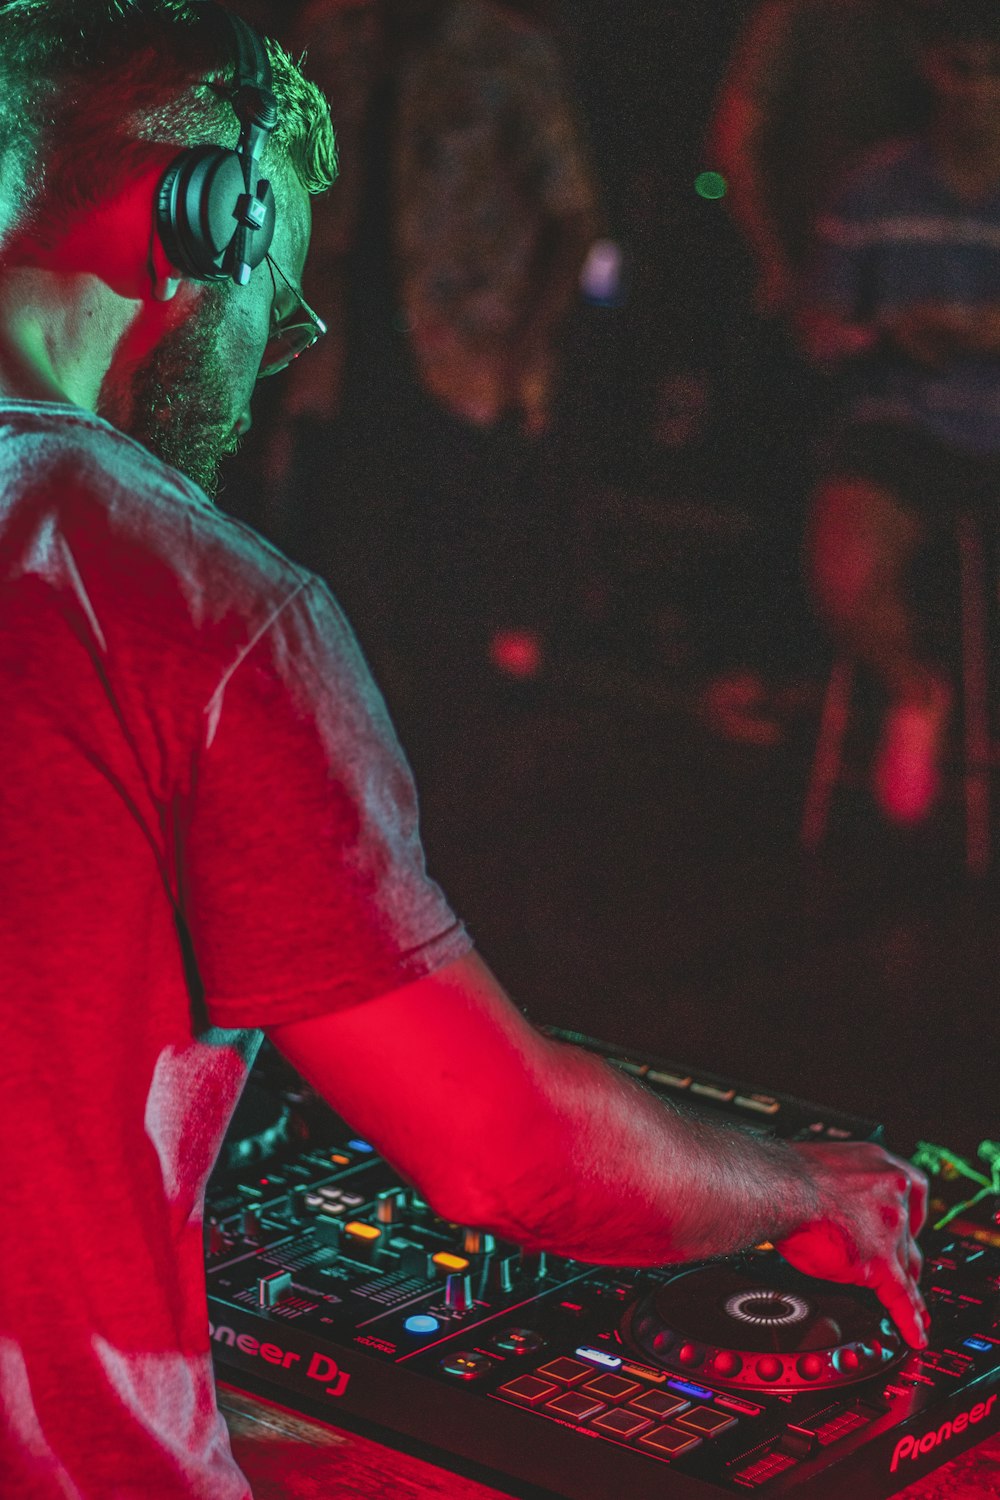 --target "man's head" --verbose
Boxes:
[917,0,1000,138]
[0,1,337,493]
